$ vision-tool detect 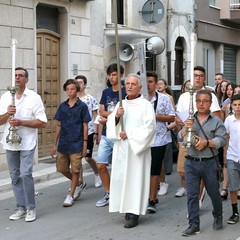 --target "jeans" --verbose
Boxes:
[184,158,222,227]
[96,135,114,165]
[6,147,36,210]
